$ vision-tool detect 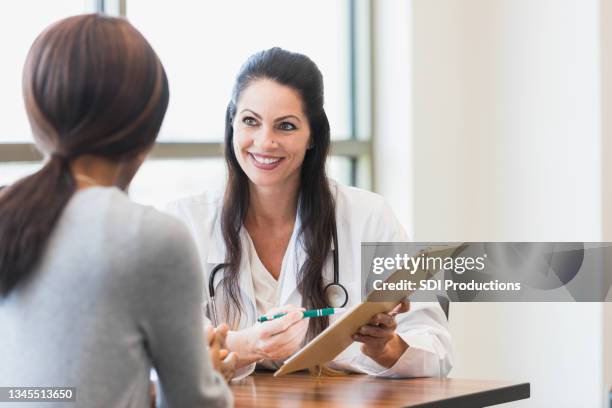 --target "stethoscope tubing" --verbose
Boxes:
[208,222,348,322]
